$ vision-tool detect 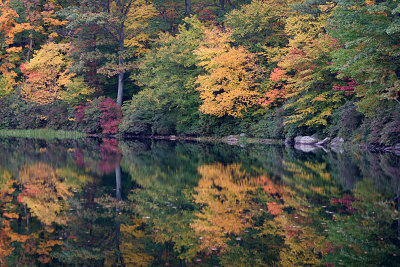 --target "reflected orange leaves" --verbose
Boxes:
[16,161,92,226]
[0,221,16,262]
[190,162,327,265]
[267,202,282,216]
[258,176,284,216]
[258,176,283,196]
[191,163,261,252]
[0,218,62,265]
